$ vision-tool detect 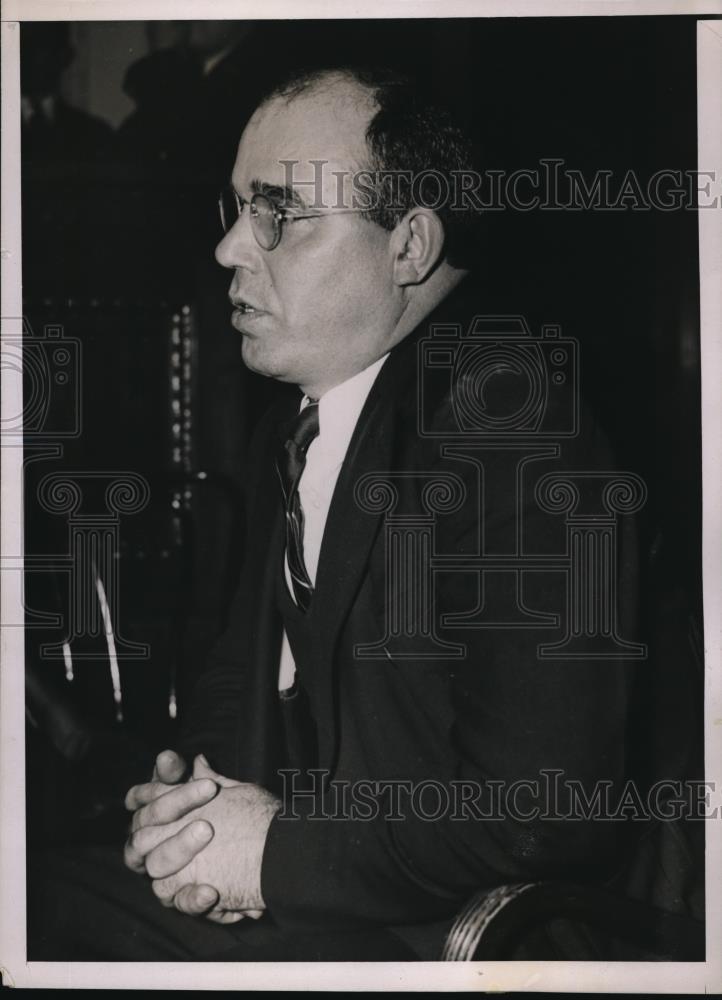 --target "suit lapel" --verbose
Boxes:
[263,279,474,773]
[311,339,416,770]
